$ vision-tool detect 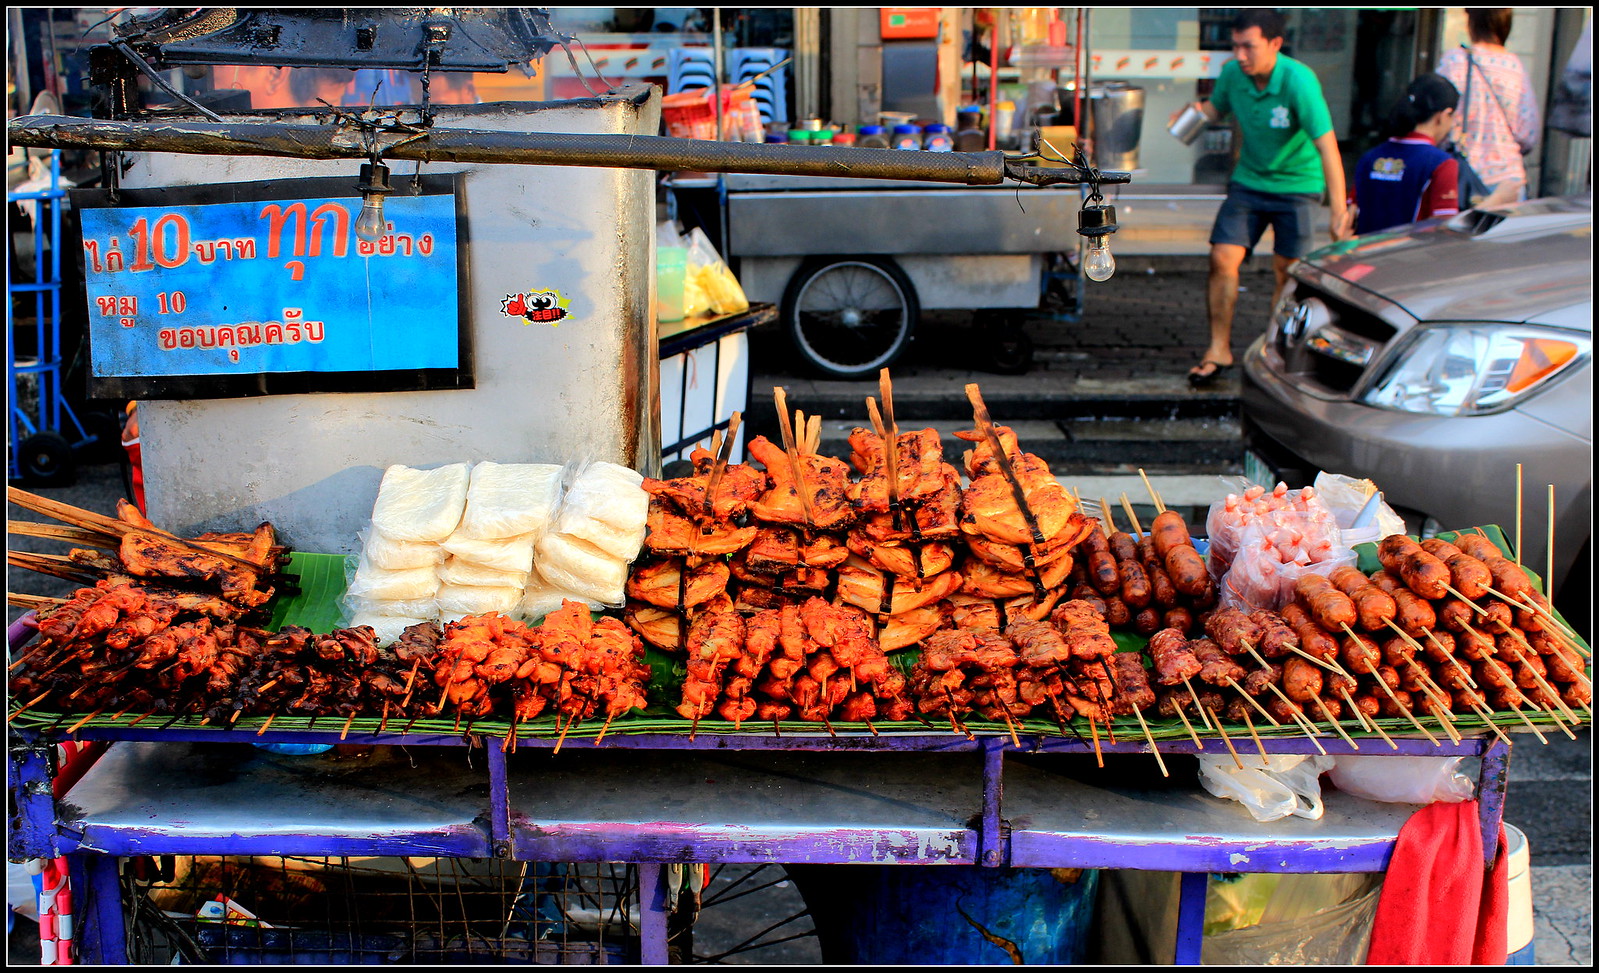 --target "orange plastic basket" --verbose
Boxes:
[662,90,717,140]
